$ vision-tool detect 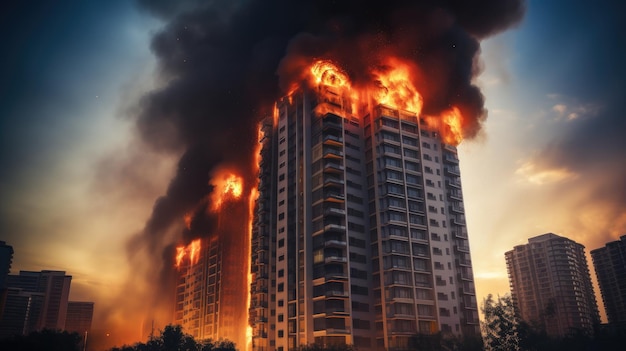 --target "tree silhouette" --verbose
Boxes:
[107,324,237,351]
[481,294,520,351]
